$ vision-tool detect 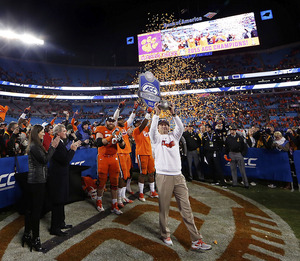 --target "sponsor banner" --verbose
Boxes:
[70,148,98,178]
[223,148,292,182]
[0,156,23,209]
[0,149,98,209]
[293,151,300,184]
